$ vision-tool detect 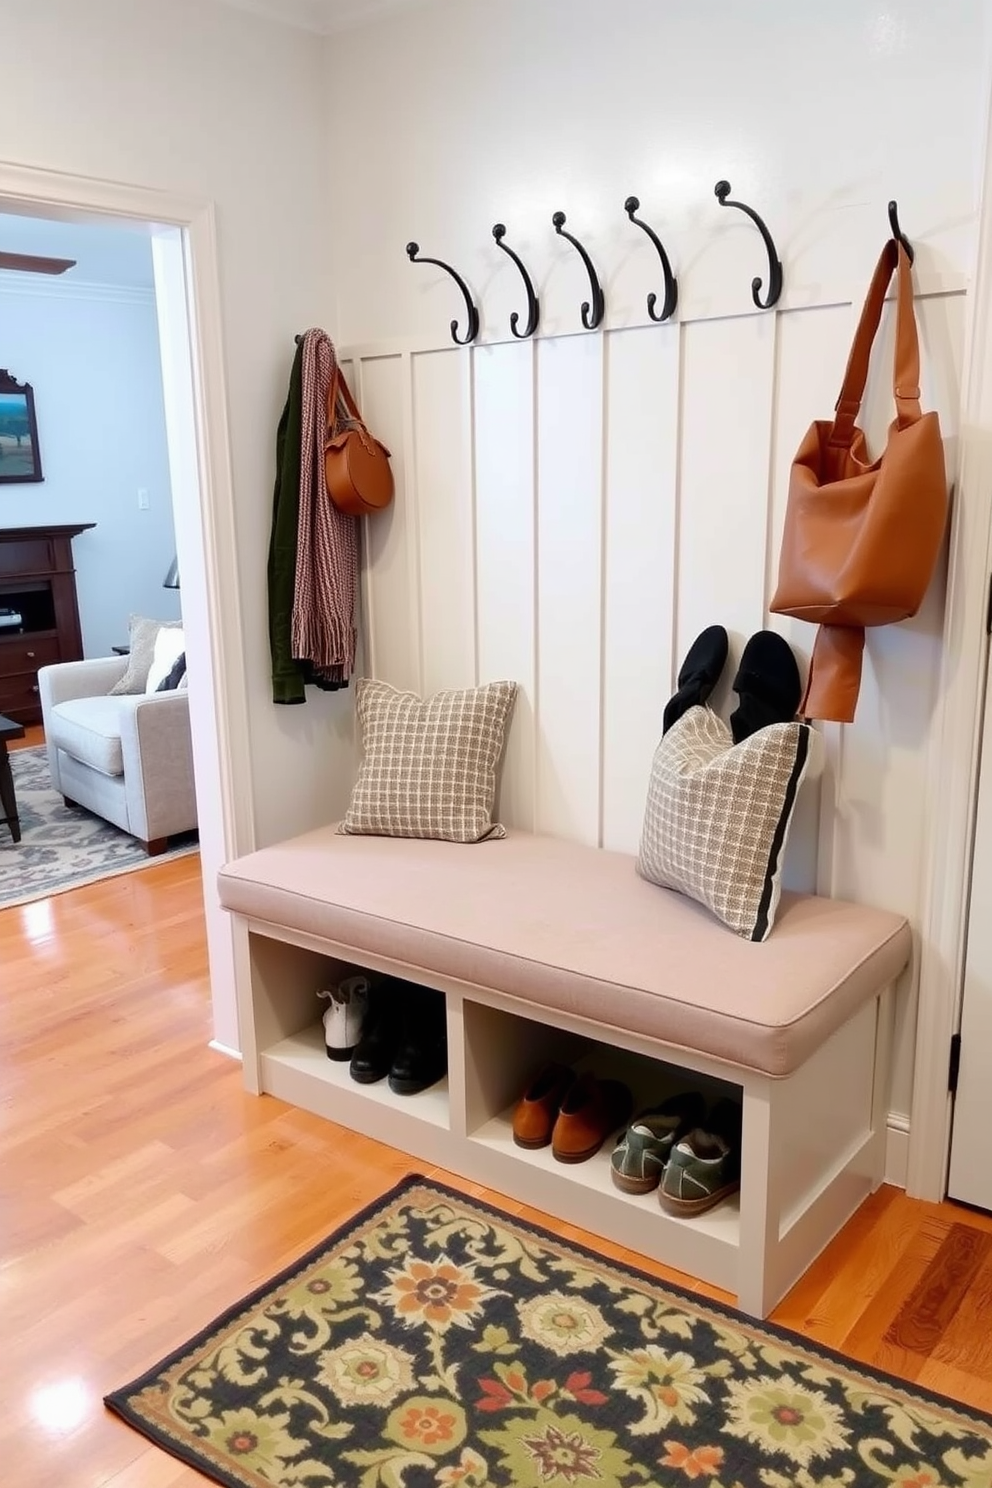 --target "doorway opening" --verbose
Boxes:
[0,160,255,1052]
